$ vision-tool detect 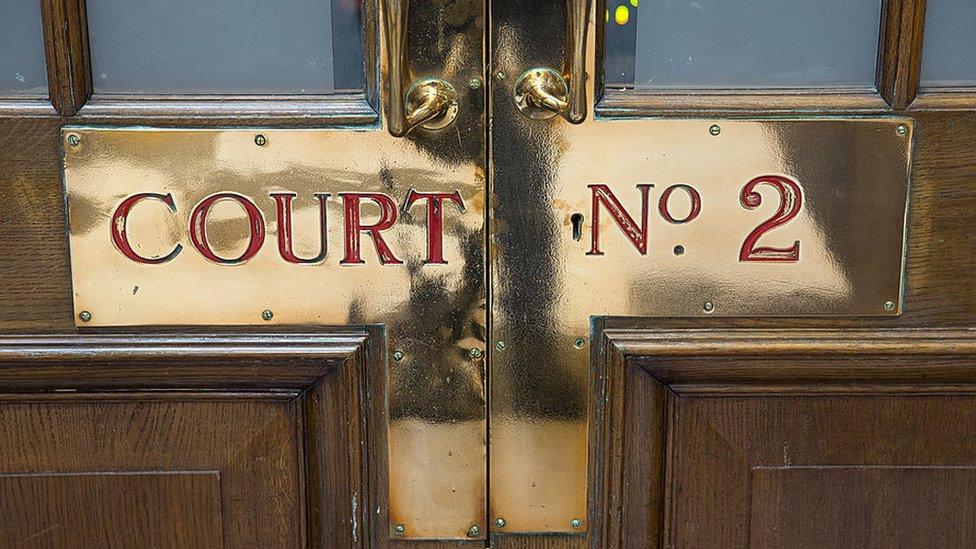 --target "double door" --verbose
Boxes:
[1,0,976,547]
